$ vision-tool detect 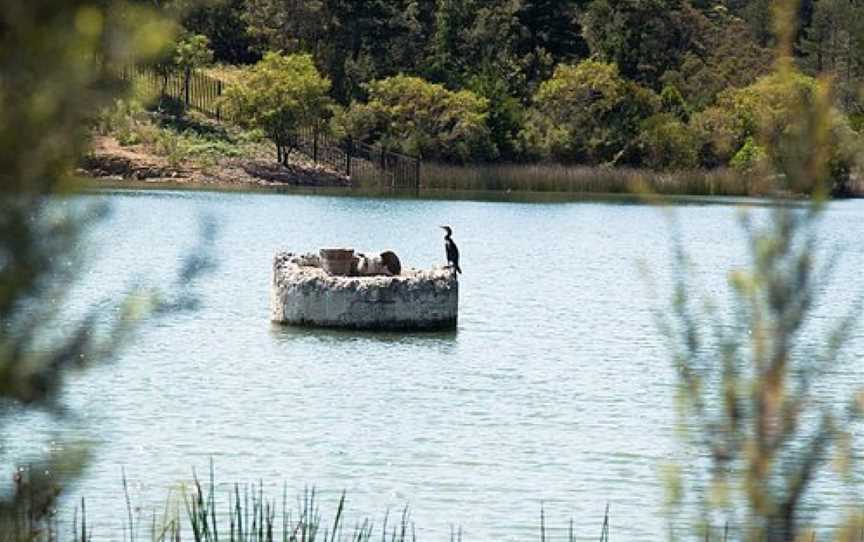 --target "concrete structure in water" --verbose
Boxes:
[270,252,458,331]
